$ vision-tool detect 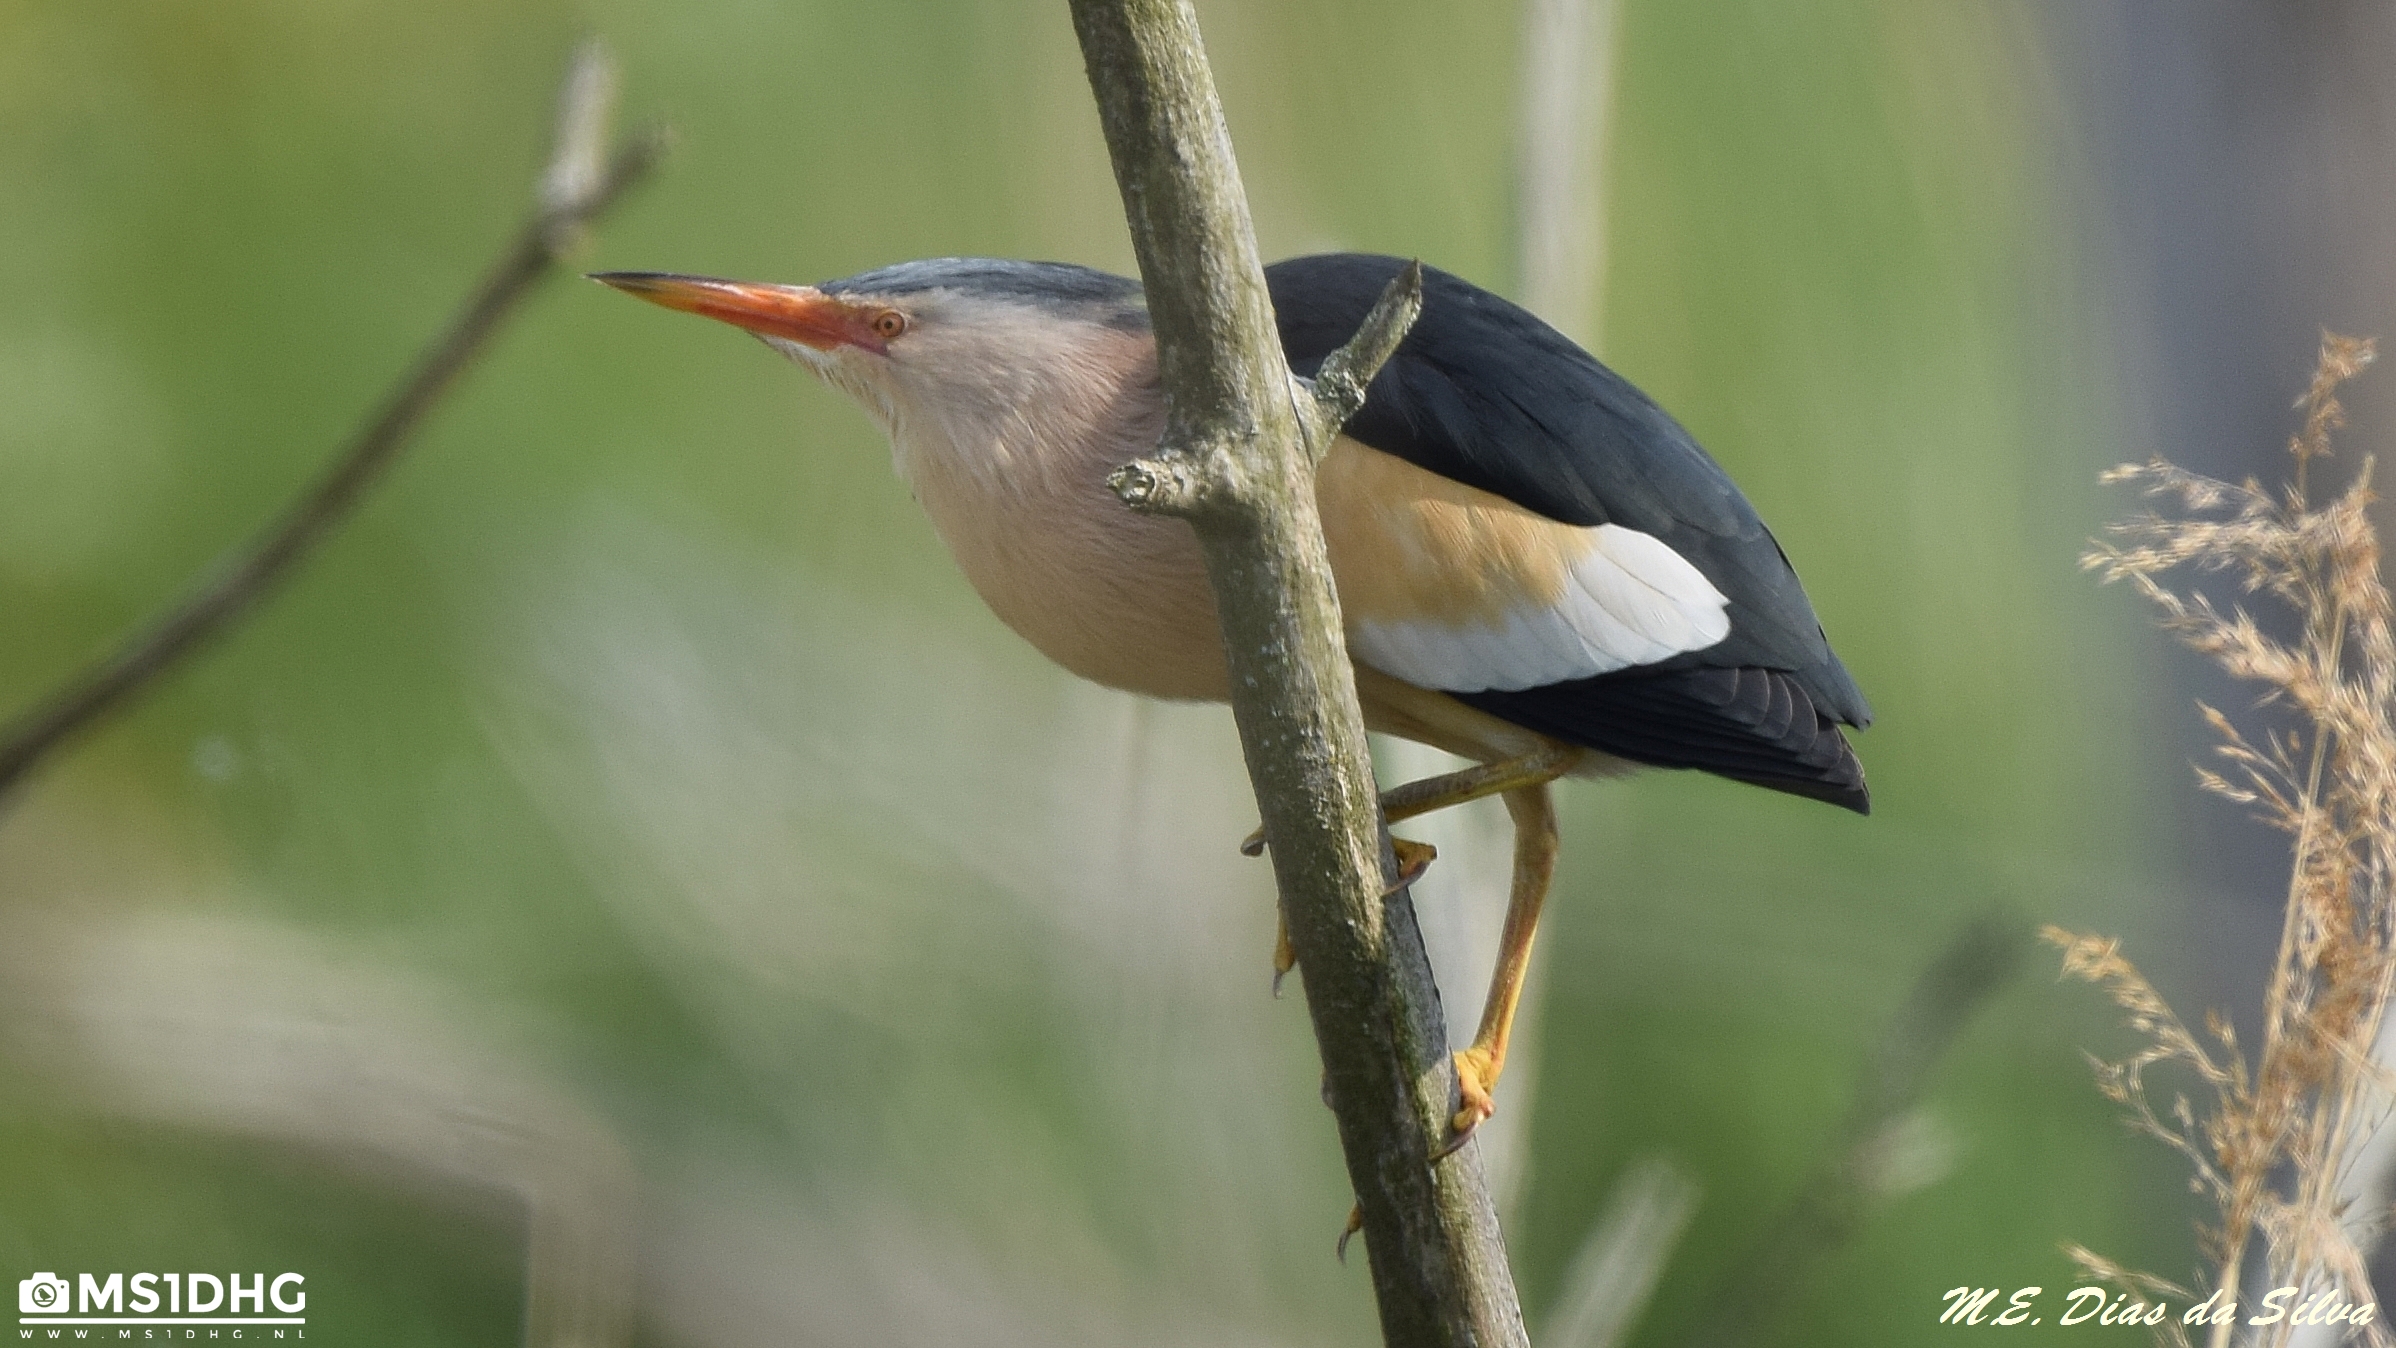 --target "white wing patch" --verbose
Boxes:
[1351,524,1730,693]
